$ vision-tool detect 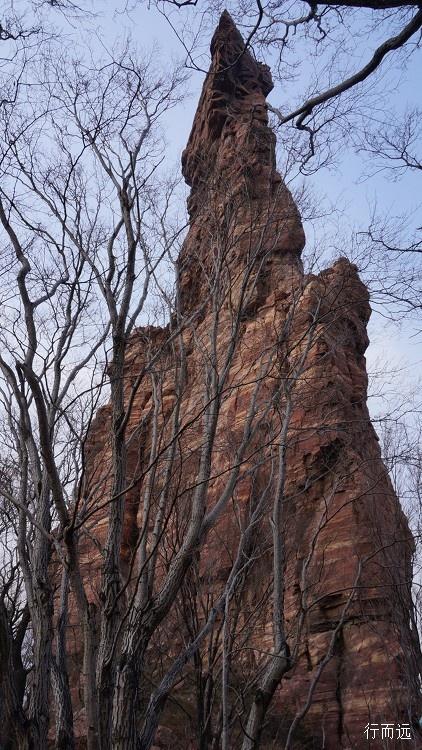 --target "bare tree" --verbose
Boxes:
[0,33,186,748]
[0,10,419,750]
